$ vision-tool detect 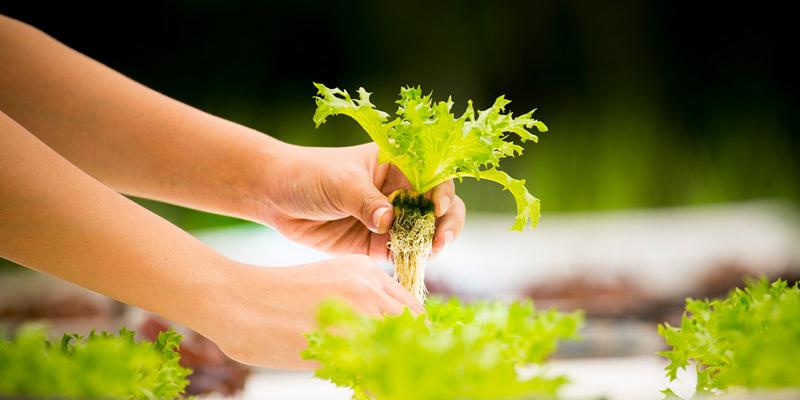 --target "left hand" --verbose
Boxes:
[253,143,465,260]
